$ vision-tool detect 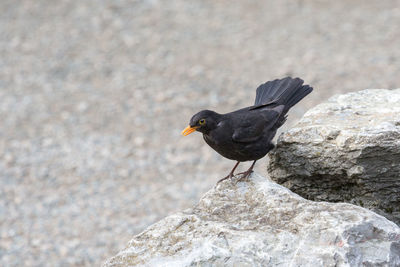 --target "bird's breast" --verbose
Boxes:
[202,127,271,162]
